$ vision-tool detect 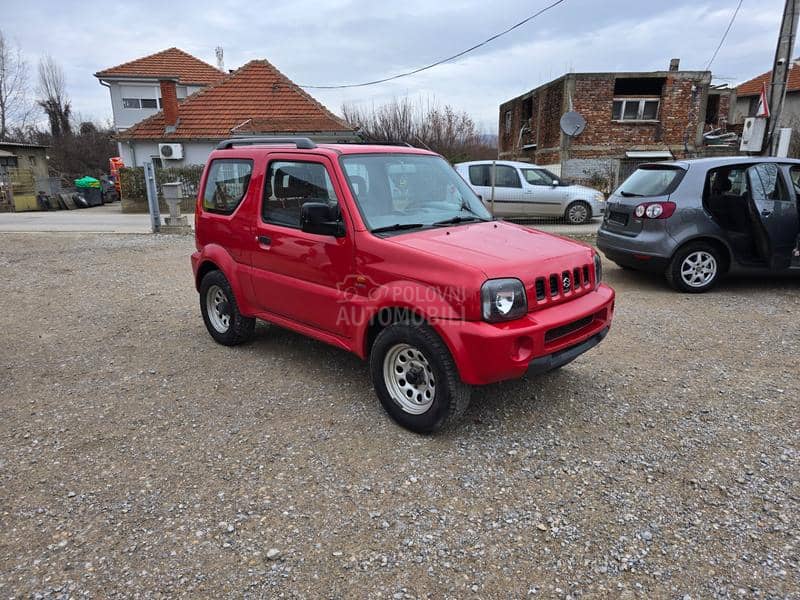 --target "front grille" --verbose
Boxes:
[532,263,593,306]
[535,278,546,301]
[545,315,594,343]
